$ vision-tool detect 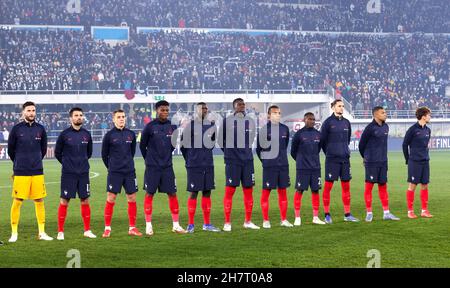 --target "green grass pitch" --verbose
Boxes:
[0,151,449,268]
